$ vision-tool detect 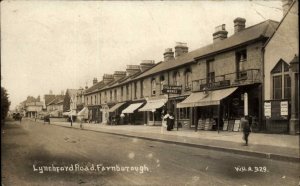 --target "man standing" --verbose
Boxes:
[241,116,251,146]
